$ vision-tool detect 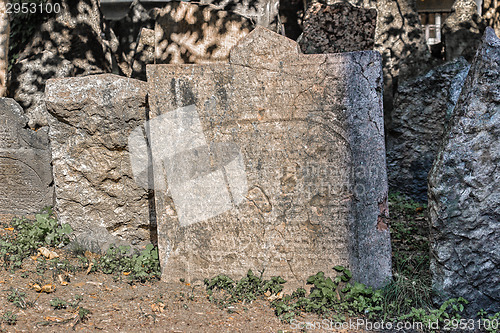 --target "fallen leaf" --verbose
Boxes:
[32,283,56,293]
[44,316,65,322]
[151,302,165,313]
[31,255,39,261]
[86,262,94,275]
[58,274,69,286]
[266,291,283,302]
[38,247,59,260]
